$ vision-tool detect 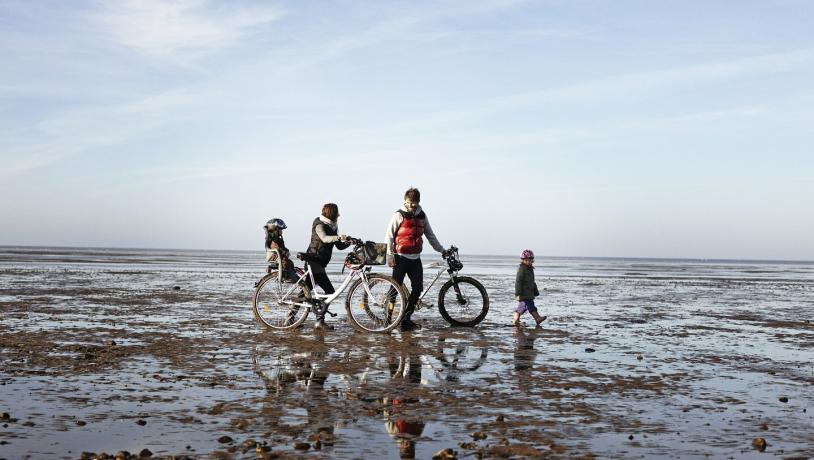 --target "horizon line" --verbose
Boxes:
[1,244,812,265]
